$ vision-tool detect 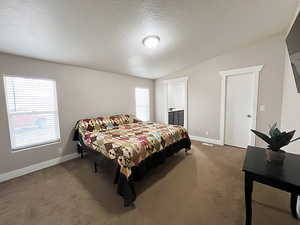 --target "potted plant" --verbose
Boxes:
[251,123,300,164]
